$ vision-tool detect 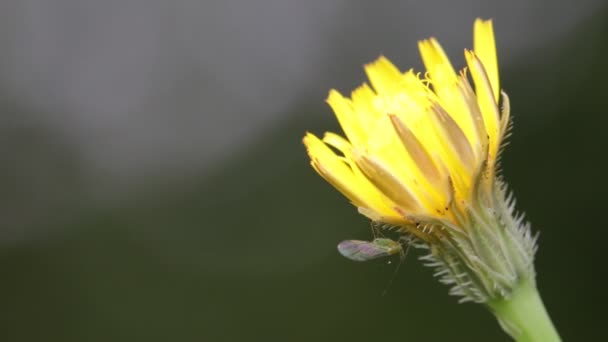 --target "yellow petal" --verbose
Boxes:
[364,56,403,94]
[303,132,398,217]
[465,50,500,170]
[419,39,479,153]
[418,38,457,87]
[351,83,384,131]
[355,153,423,213]
[474,18,499,101]
[326,90,364,146]
[303,133,365,206]
[357,207,410,226]
[322,131,352,156]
